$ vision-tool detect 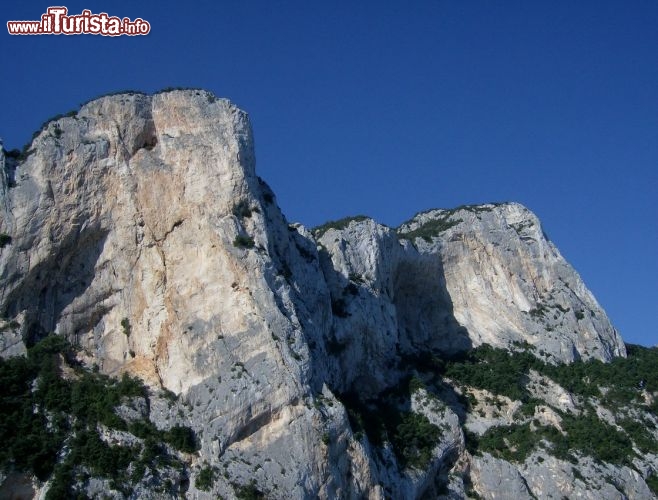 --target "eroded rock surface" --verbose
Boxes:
[0,90,648,499]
